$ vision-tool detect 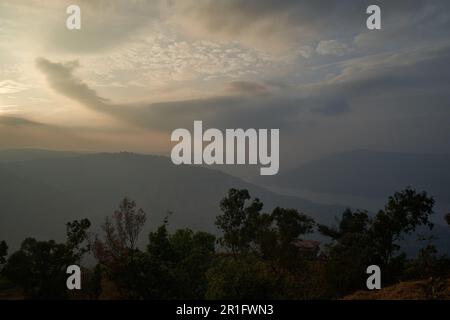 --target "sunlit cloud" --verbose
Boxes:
[0,0,448,159]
